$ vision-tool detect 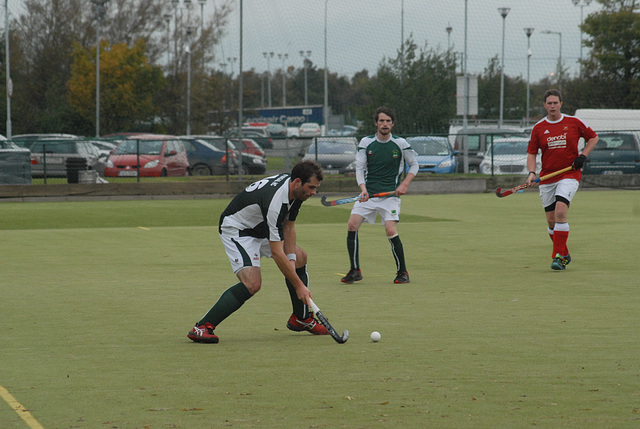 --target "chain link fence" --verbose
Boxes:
[2,128,639,186]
